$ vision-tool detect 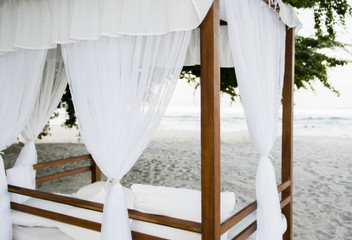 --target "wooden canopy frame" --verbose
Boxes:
[7,0,295,239]
[199,1,294,239]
